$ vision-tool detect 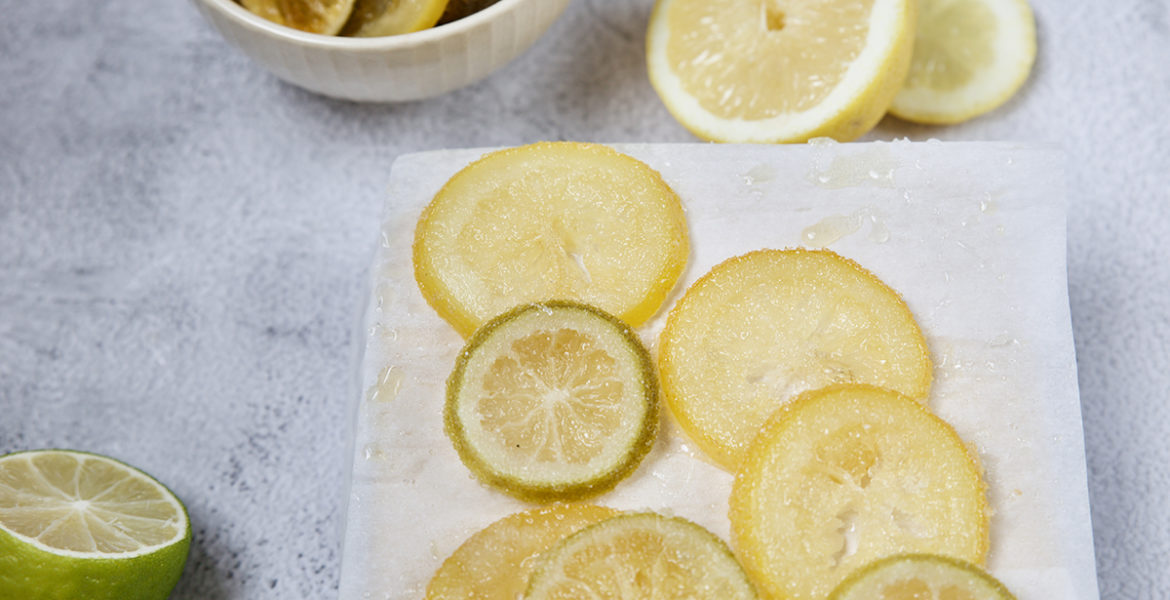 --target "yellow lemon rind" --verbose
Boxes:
[828,553,1017,600]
